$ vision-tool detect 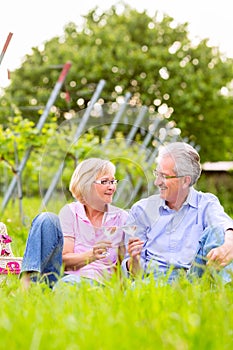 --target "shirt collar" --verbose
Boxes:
[160,187,198,212]
[73,201,121,221]
[186,187,199,208]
